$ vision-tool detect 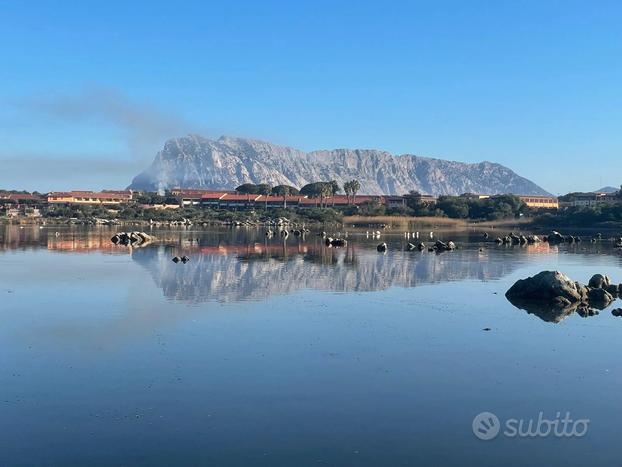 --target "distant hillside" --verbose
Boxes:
[129,134,552,196]
[594,186,619,193]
